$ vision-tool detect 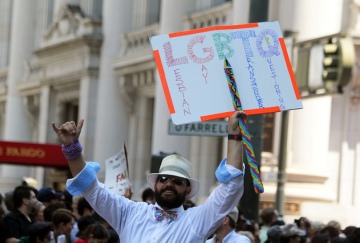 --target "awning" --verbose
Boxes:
[0,140,68,168]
